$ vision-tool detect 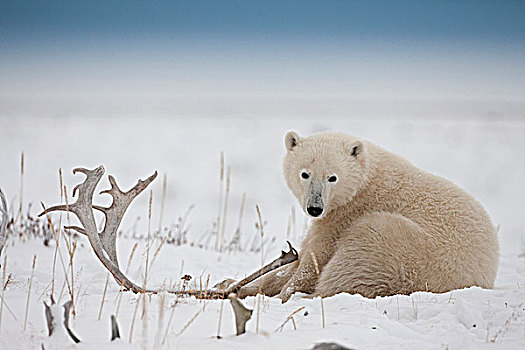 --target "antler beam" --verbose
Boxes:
[174,241,298,299]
